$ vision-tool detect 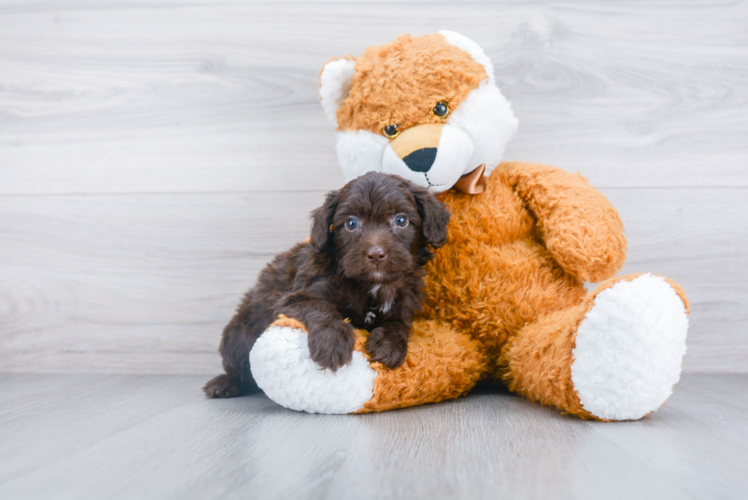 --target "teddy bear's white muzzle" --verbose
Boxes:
[381,124,474,193]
